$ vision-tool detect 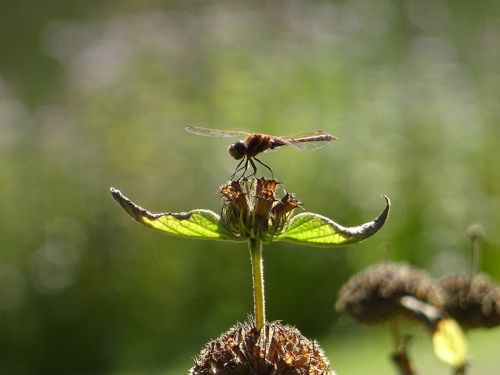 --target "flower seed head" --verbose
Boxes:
[190,319,334,375]
[272,192,301,217]
[219,178,300,242]
[428,274,500,330]
[336,262,434,325]
[466,223,485,243]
